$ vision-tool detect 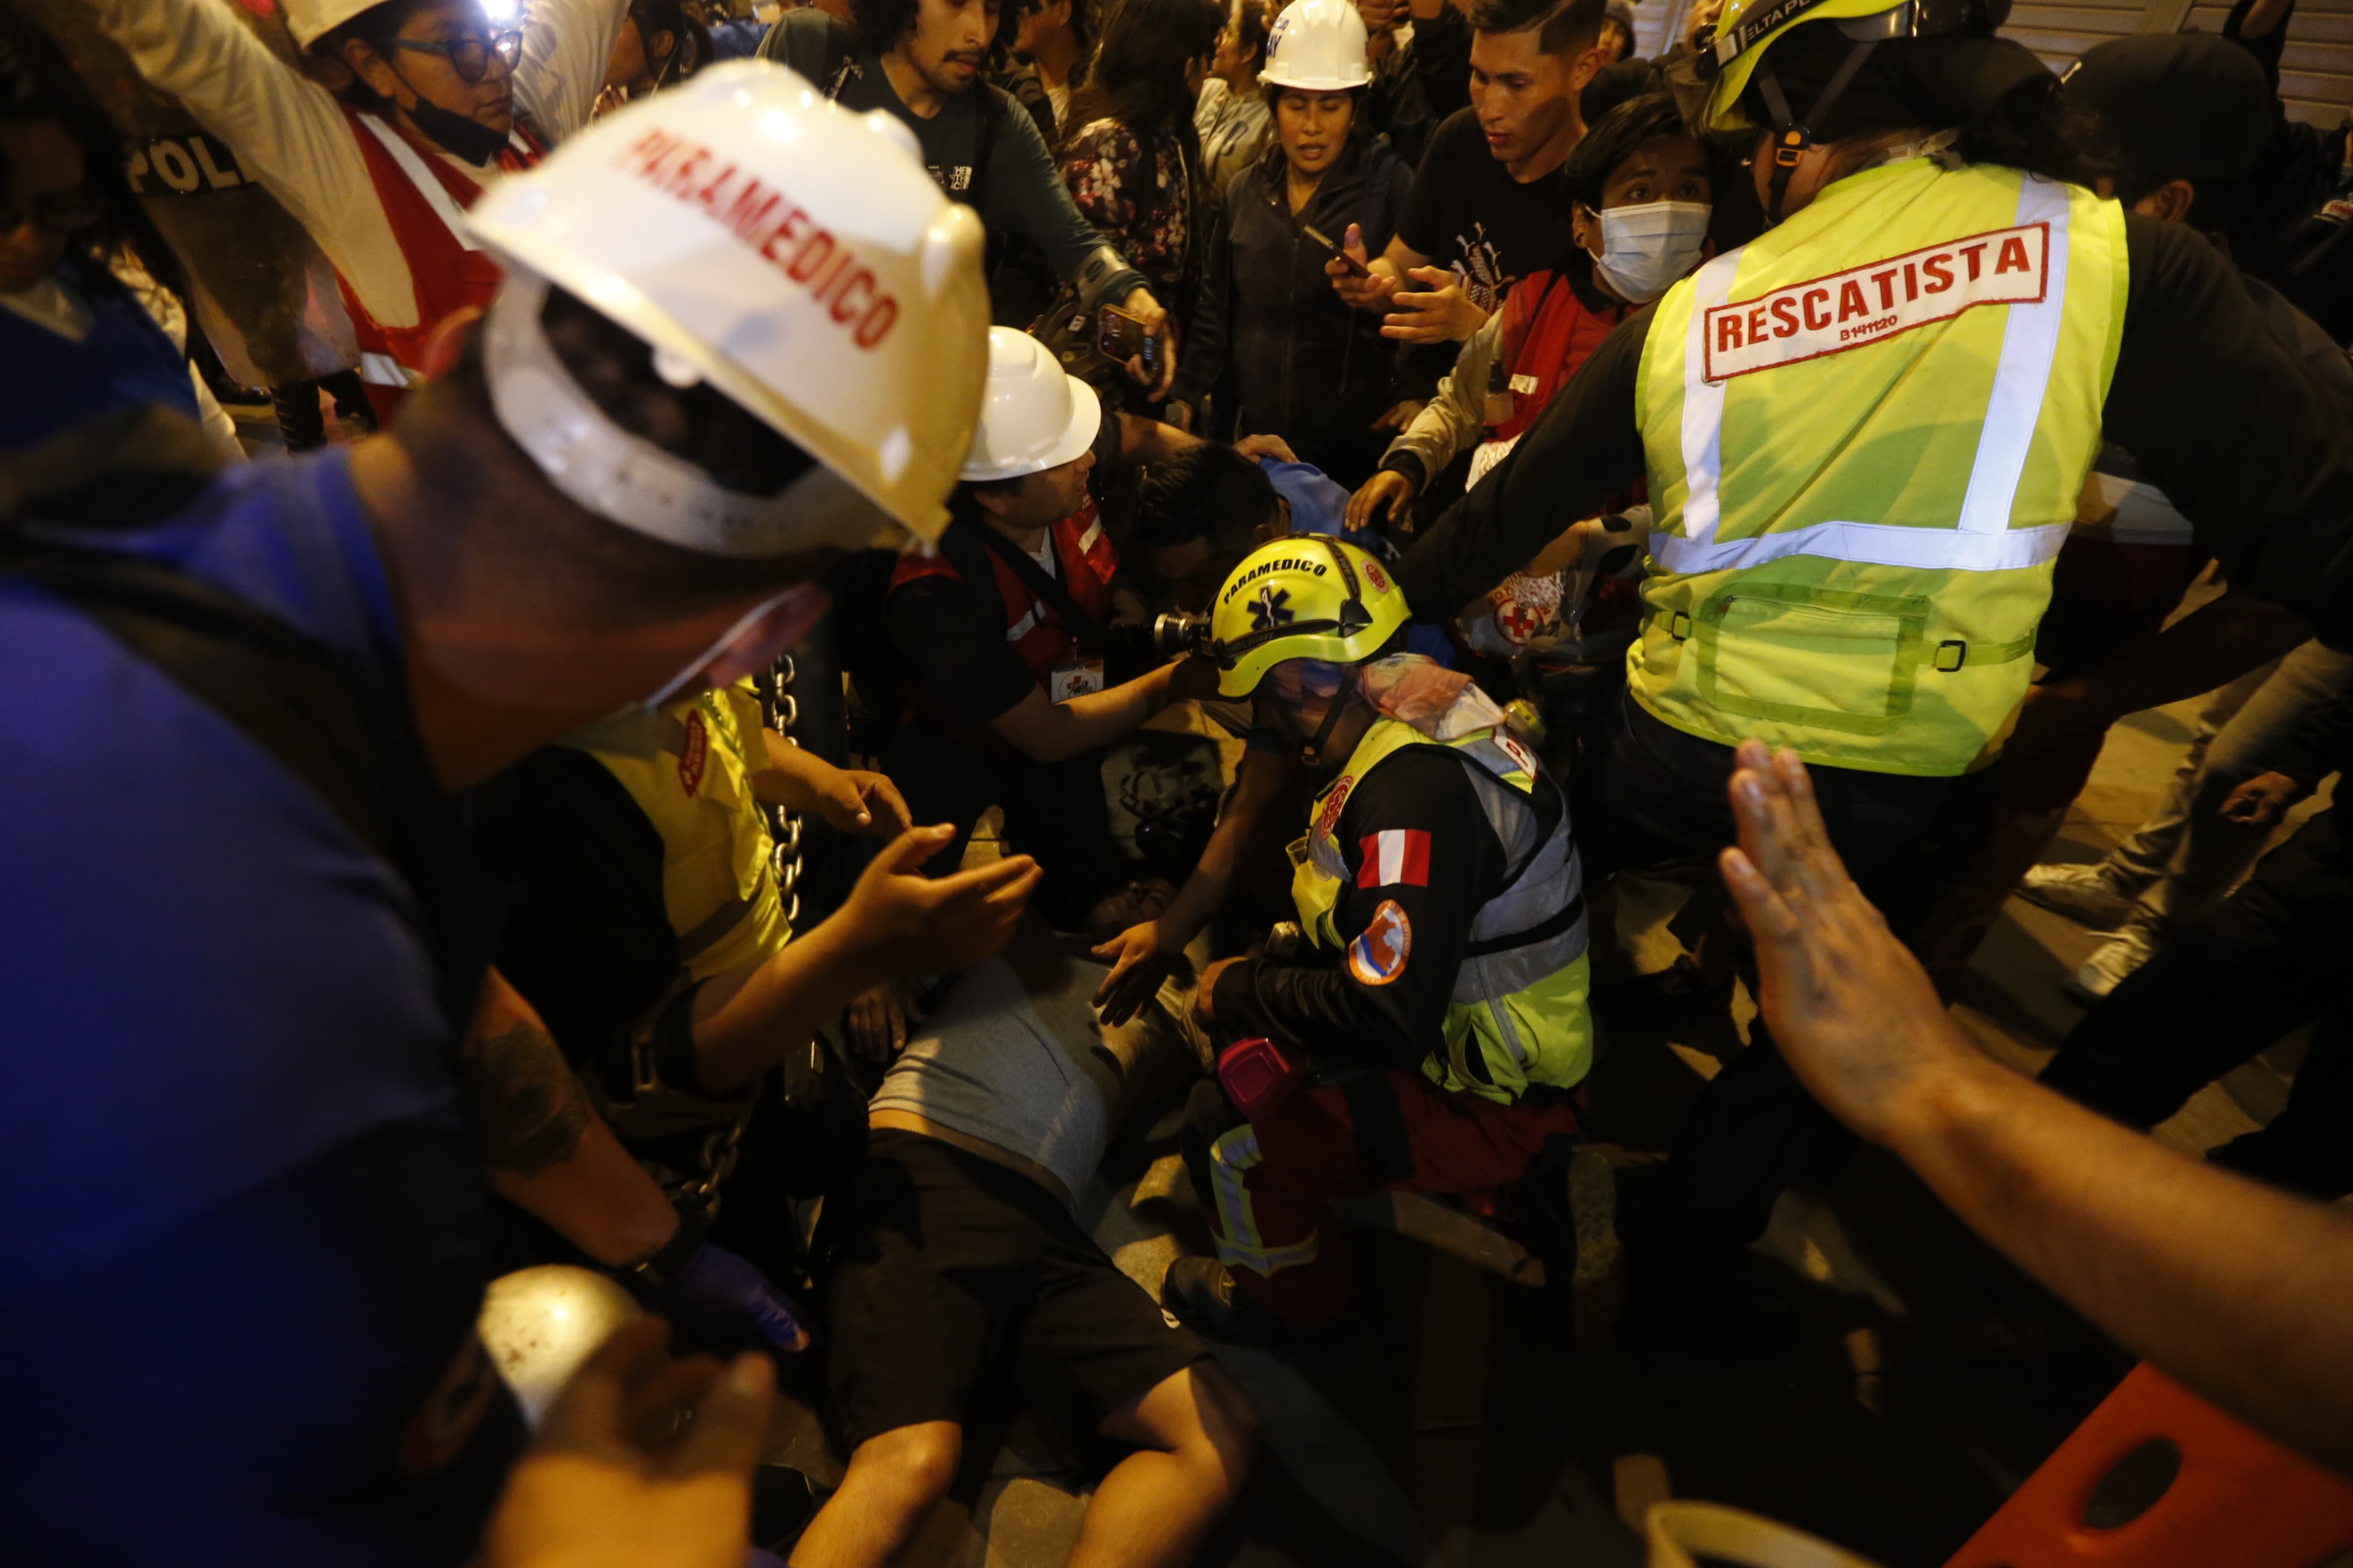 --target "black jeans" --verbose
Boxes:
[2041,808,2353,1200]
[1579,694,1984,1254]
[876,720,1123,931]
